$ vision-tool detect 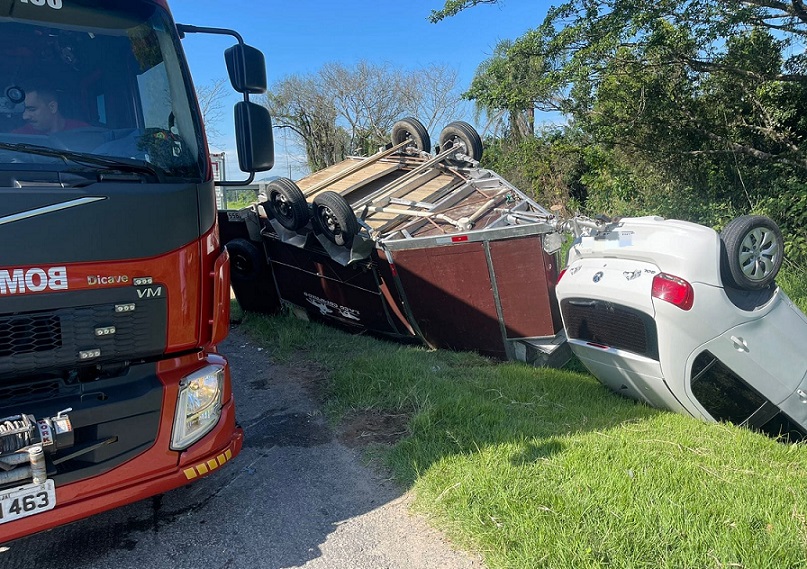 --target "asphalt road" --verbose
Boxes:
[1,326,483,569]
